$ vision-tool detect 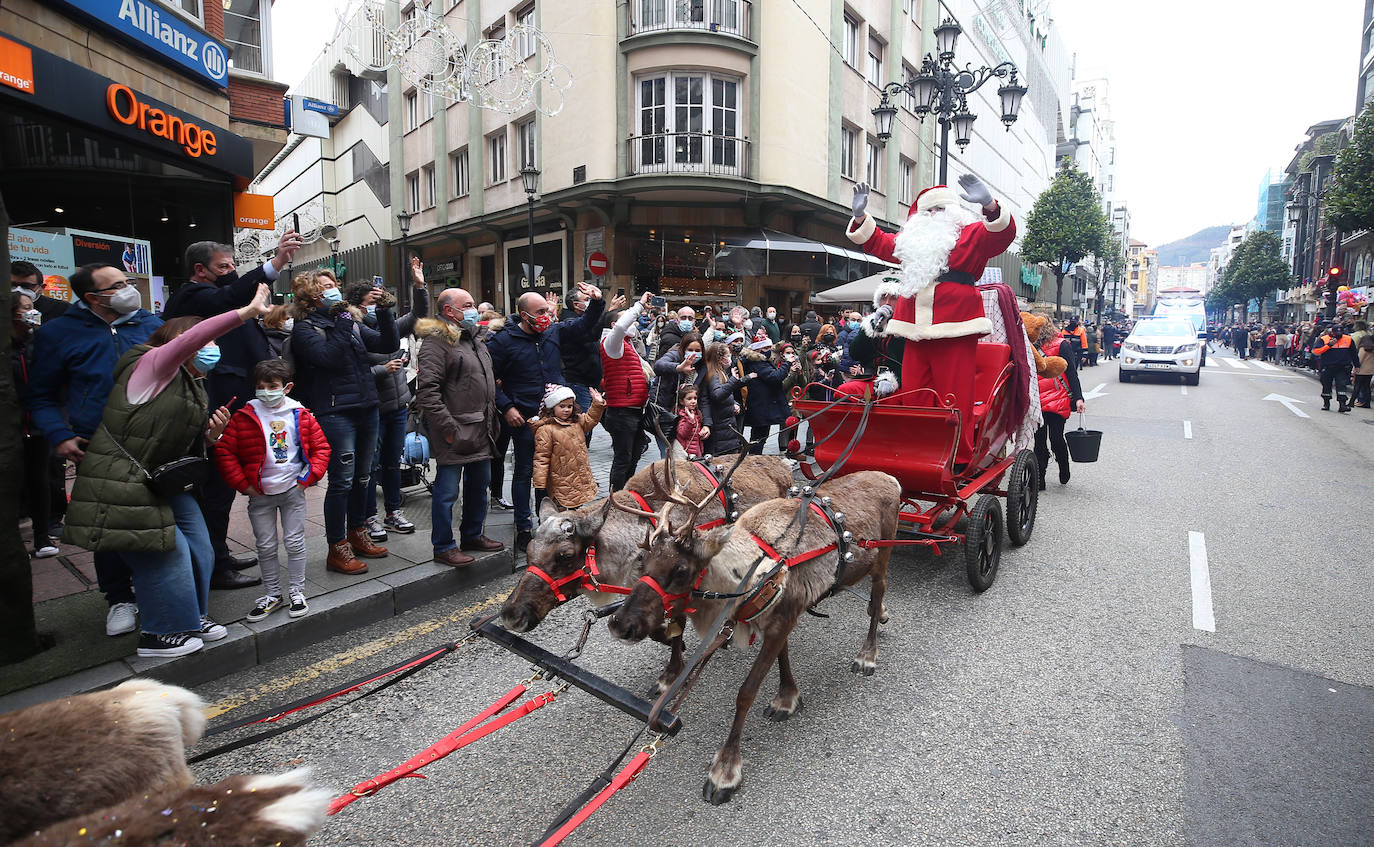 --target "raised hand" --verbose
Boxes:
[957,173,993,207]
[273,229,304,270]
[239,284,272,321]
[851,182,870,220]
[608,294,628,311]
[410,255,425,286]
[576,281,603,301]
